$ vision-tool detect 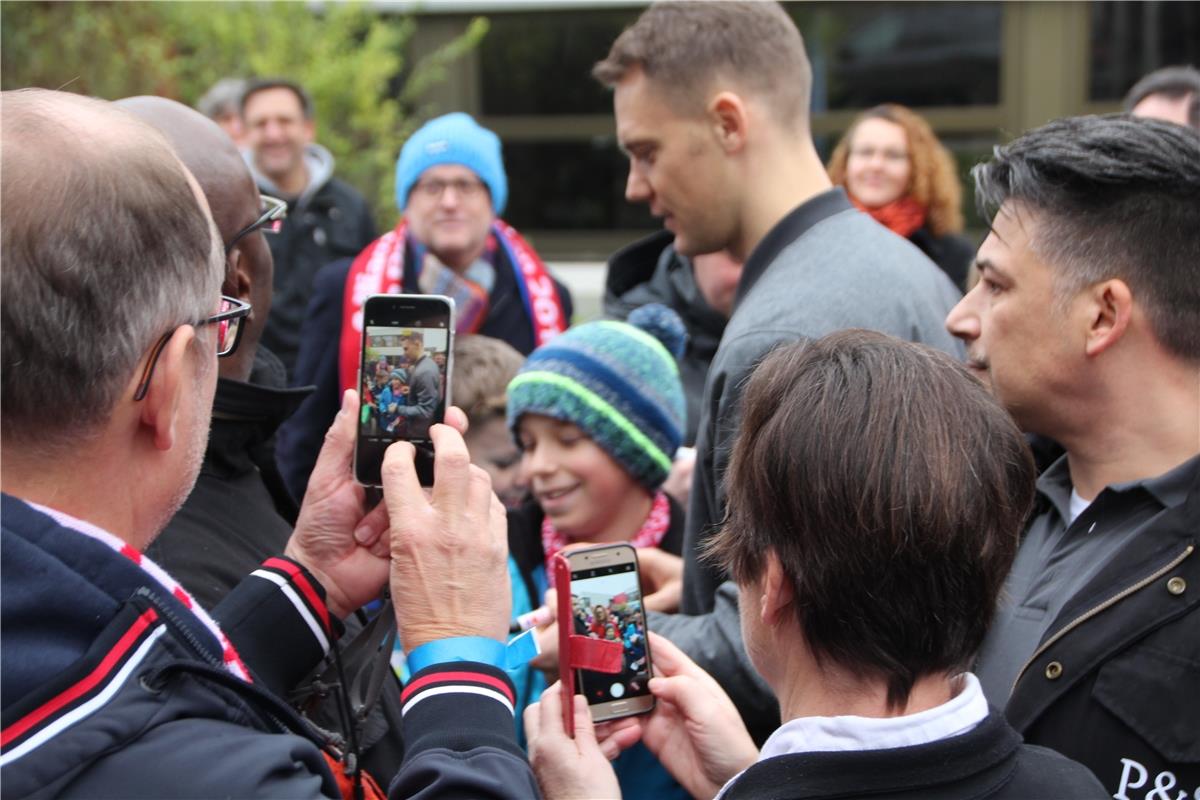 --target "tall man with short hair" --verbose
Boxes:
[241,78,376,377]
[592,1,963,741]
[946,114,1200,796]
